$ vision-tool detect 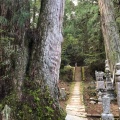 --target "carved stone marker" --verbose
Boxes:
[106,73,113,88]
[60,88,66,100]
[115,63,120,84]
[95,71,104,81]
[116,82,120,107]
[1,105,11,120]
[101,114,114,120]
[96,81,105,90]
[95,71,105,91]
[98,91,102,104]
[101,96,114,120]
[105,65,115,100]
[102,96,110,114]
